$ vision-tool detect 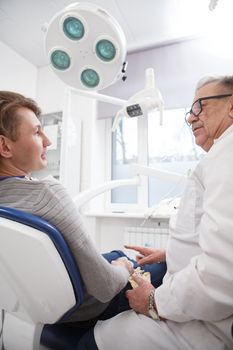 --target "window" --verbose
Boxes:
[148,108,204,206]
[111,117,138,203]
[110,108,204,209]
